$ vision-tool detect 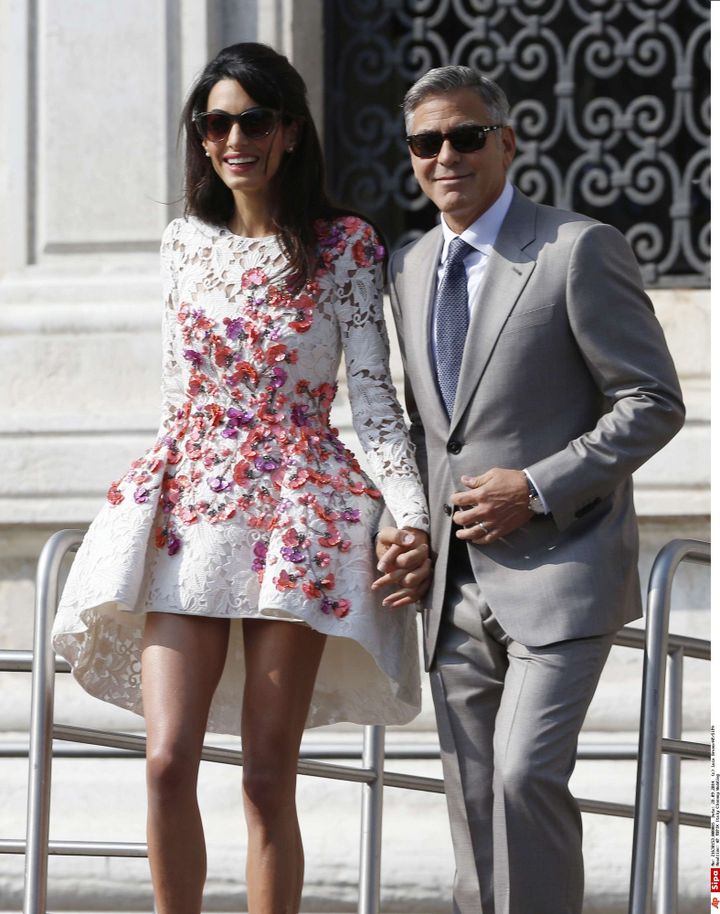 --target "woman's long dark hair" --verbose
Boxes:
[181,43,340,288]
